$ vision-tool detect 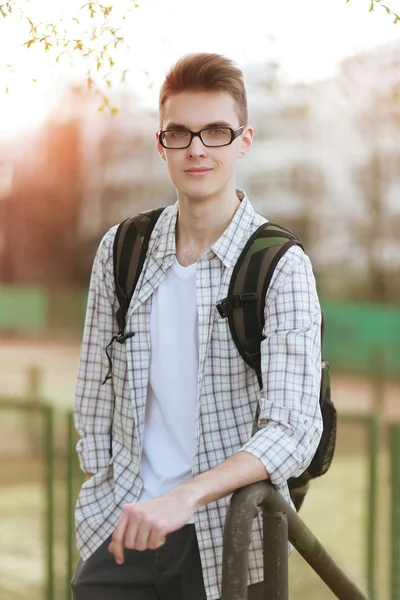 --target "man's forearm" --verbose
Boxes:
[169,451,268,510]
